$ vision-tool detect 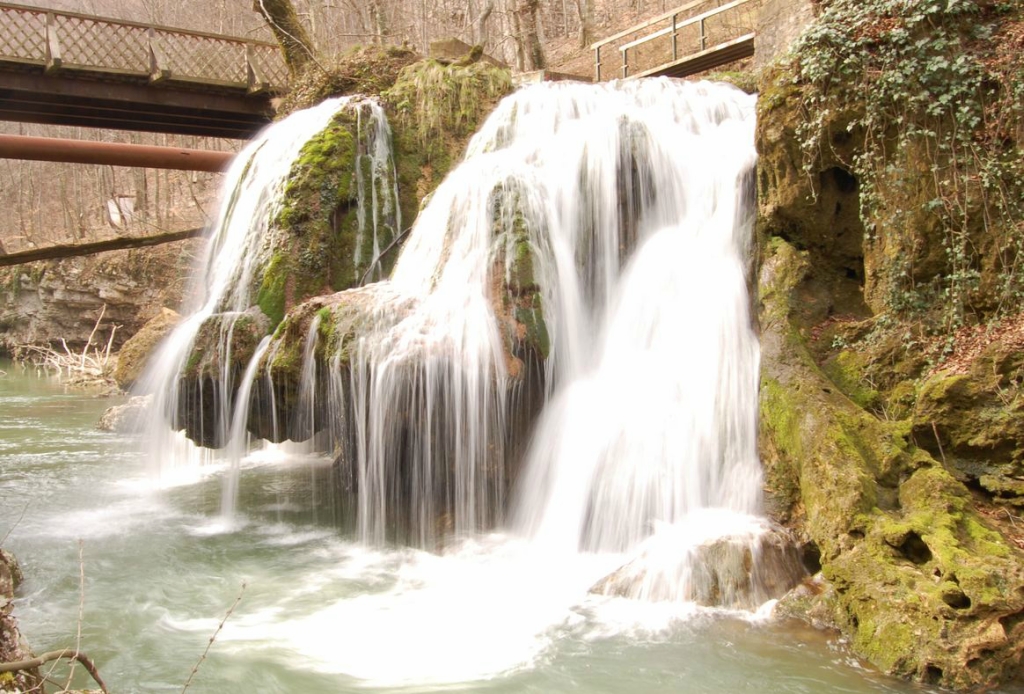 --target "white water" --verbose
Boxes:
[136,95,398,484]
[2,362,922,693]
[120,77,803,686]
[145,76,768,566]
